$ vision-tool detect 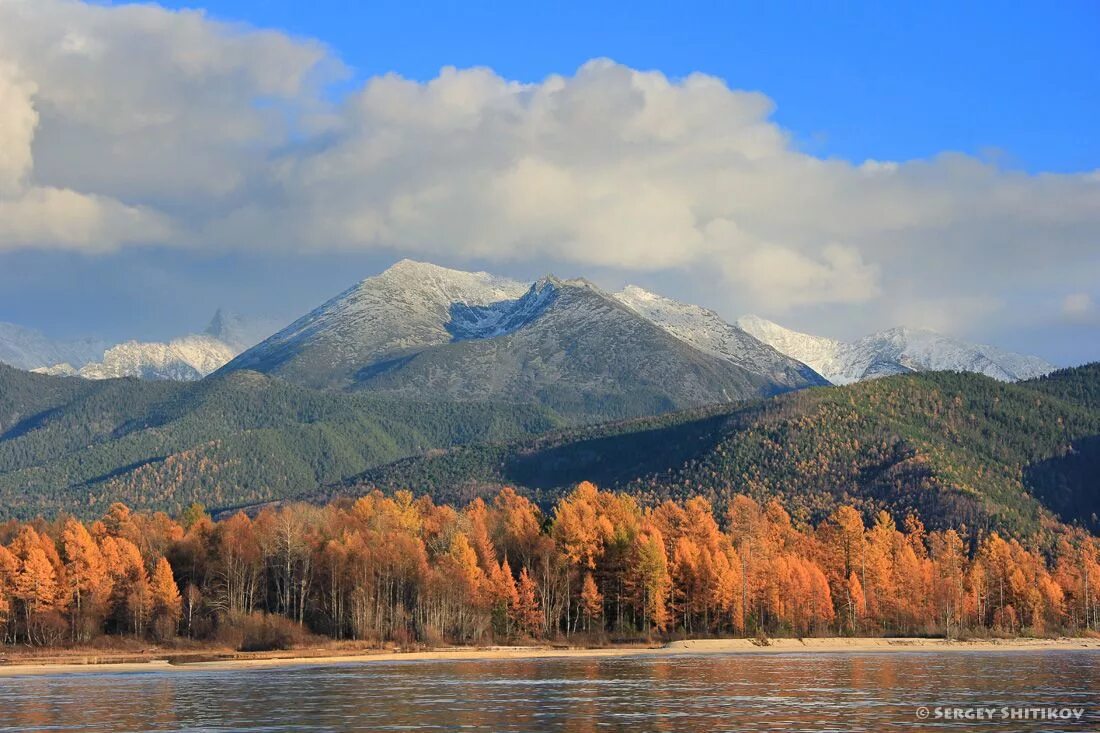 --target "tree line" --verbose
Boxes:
[1,482,1098,648]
